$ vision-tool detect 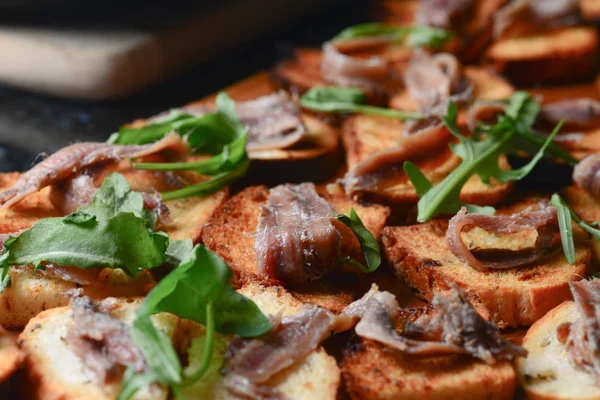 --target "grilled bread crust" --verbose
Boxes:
[342,338,516,400]
[517,301,600,400]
